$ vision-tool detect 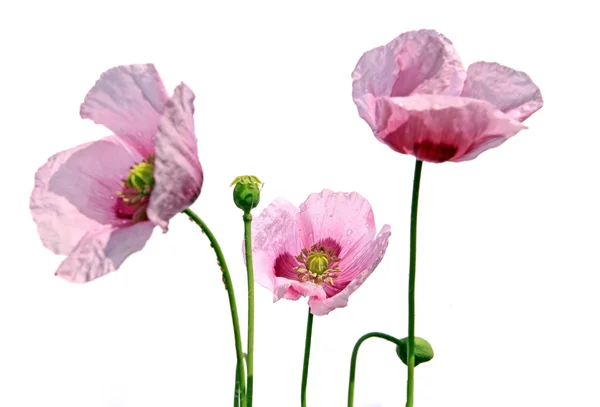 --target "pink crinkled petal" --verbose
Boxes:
[309,224,392,316]
[147,83,203,232]
[352,29,466,130]
[273,277,327,302]
[461,62,543,122]
[55,221,155,283]
[80,64,169,157]
[30,136,143,255]
[352,93,378,131]
[297,190,377,262]
[374,95,526,162]
[251,198,304,293]
[454,135,508,162]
